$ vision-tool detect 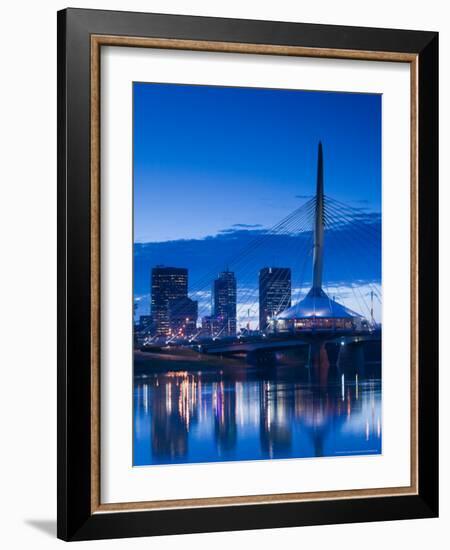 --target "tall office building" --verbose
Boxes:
[151,266,188,336]
[259,267,291,331]
[213,270,237,337]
